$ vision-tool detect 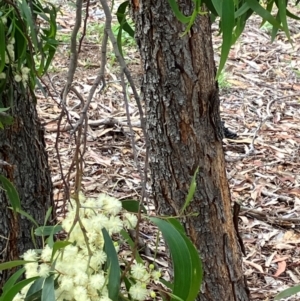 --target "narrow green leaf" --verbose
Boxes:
[202,0,218,16]
[0,260,31,271]
[123,276,132,296]
[277,0,291,42]
[44,207,53,226]
[116,1,134,38]
[286,9,300,21]
[150,217,193,301]
[43,42,58,74]
[271,13,280,42]
[0,21,5,73]
[0,107,10,112]
[120,229,143,264]
[274,285,300,300]
[2,268,25,293]
[210,0,222,17]
[166,218,202,301]
[217,0,235,78]
[117,25,124,58]
[180,167,198,214]
[122,199,147,214]
[167,0,191,23]
[35,225,62,236]
[14,21,27,64]
[19,0,38,50]
[245,0,282,29]
[41,276,55,301]
[0,277,38,301]
[235,2,250,18]
[15,208,39,227]
[25,277,44,301]
[178,226,203,300]
[166,218,185,235]
[51,241,72,261]
[0,175,21,211]
[102,228,120,301]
